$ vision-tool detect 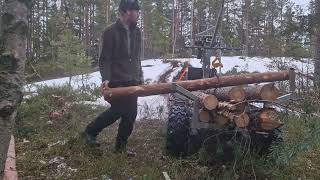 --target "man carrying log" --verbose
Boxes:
[81,0,143,153]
